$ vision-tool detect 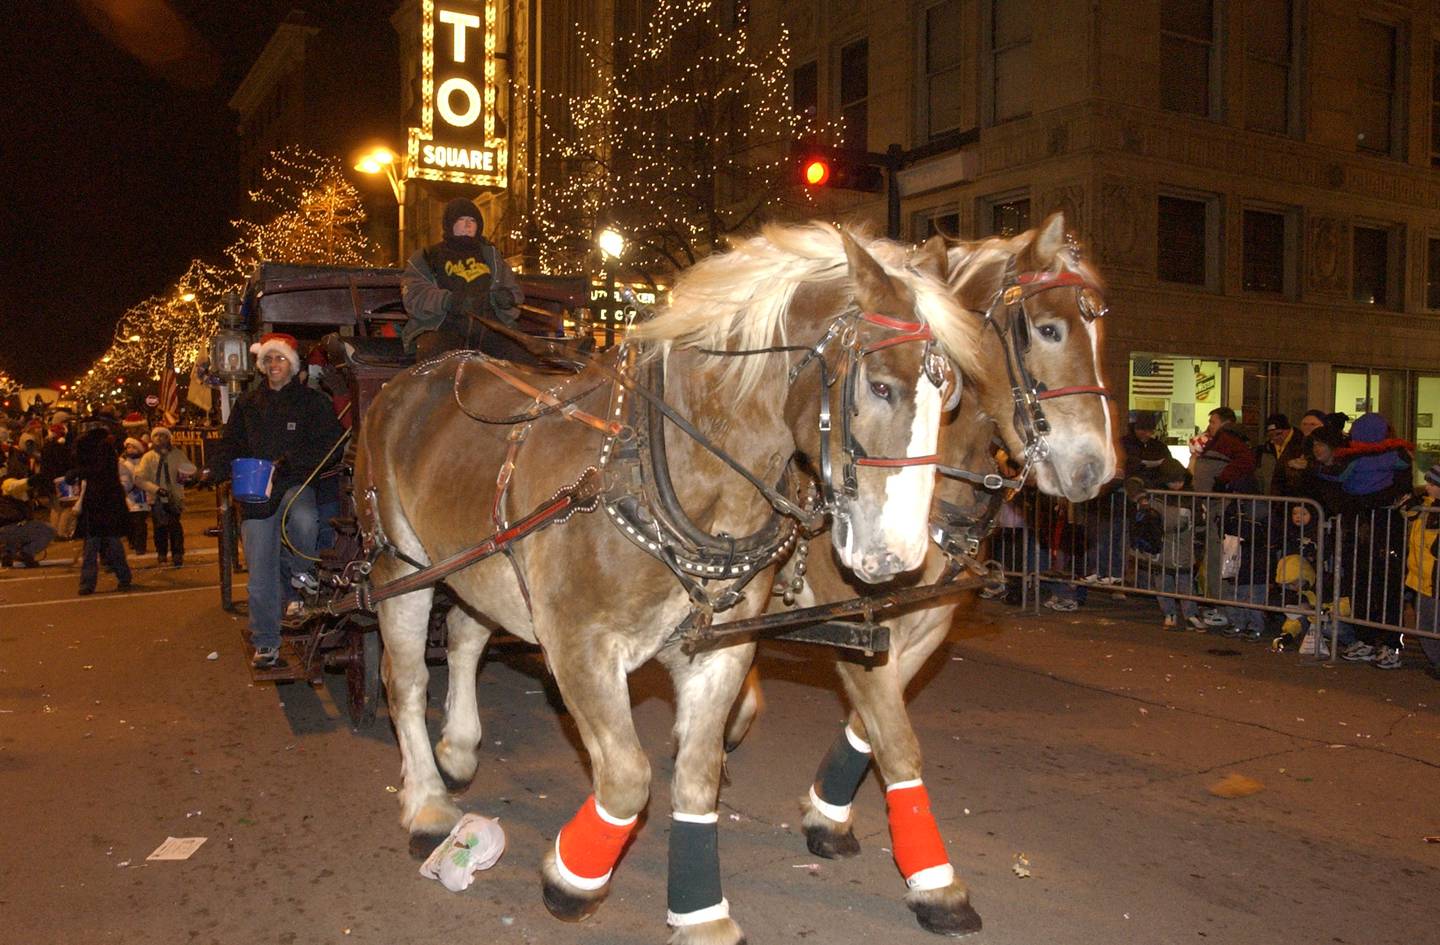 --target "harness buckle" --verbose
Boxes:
[982,473,1004,491]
